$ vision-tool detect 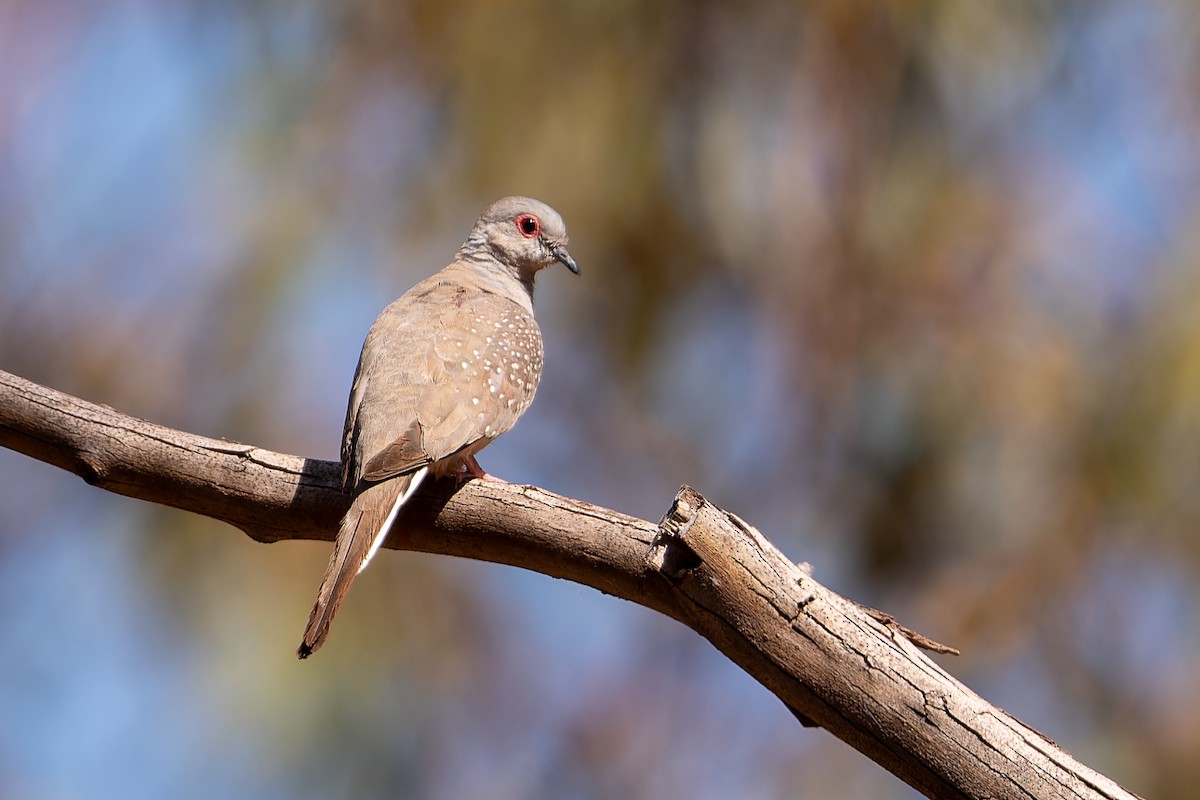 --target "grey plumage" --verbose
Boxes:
[298,196,578,658]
